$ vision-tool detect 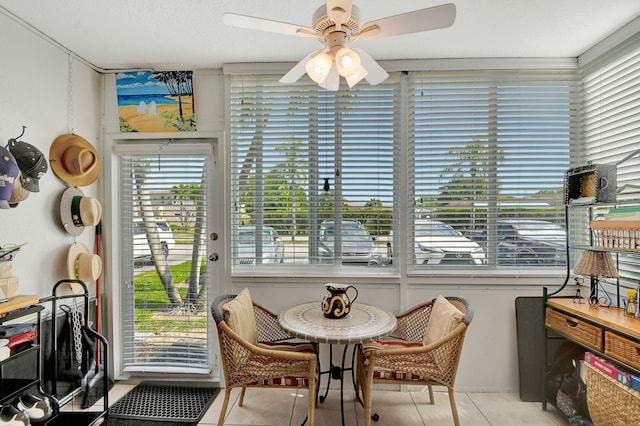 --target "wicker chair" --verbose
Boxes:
[356,296,473,426]
[211,293,318,426]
